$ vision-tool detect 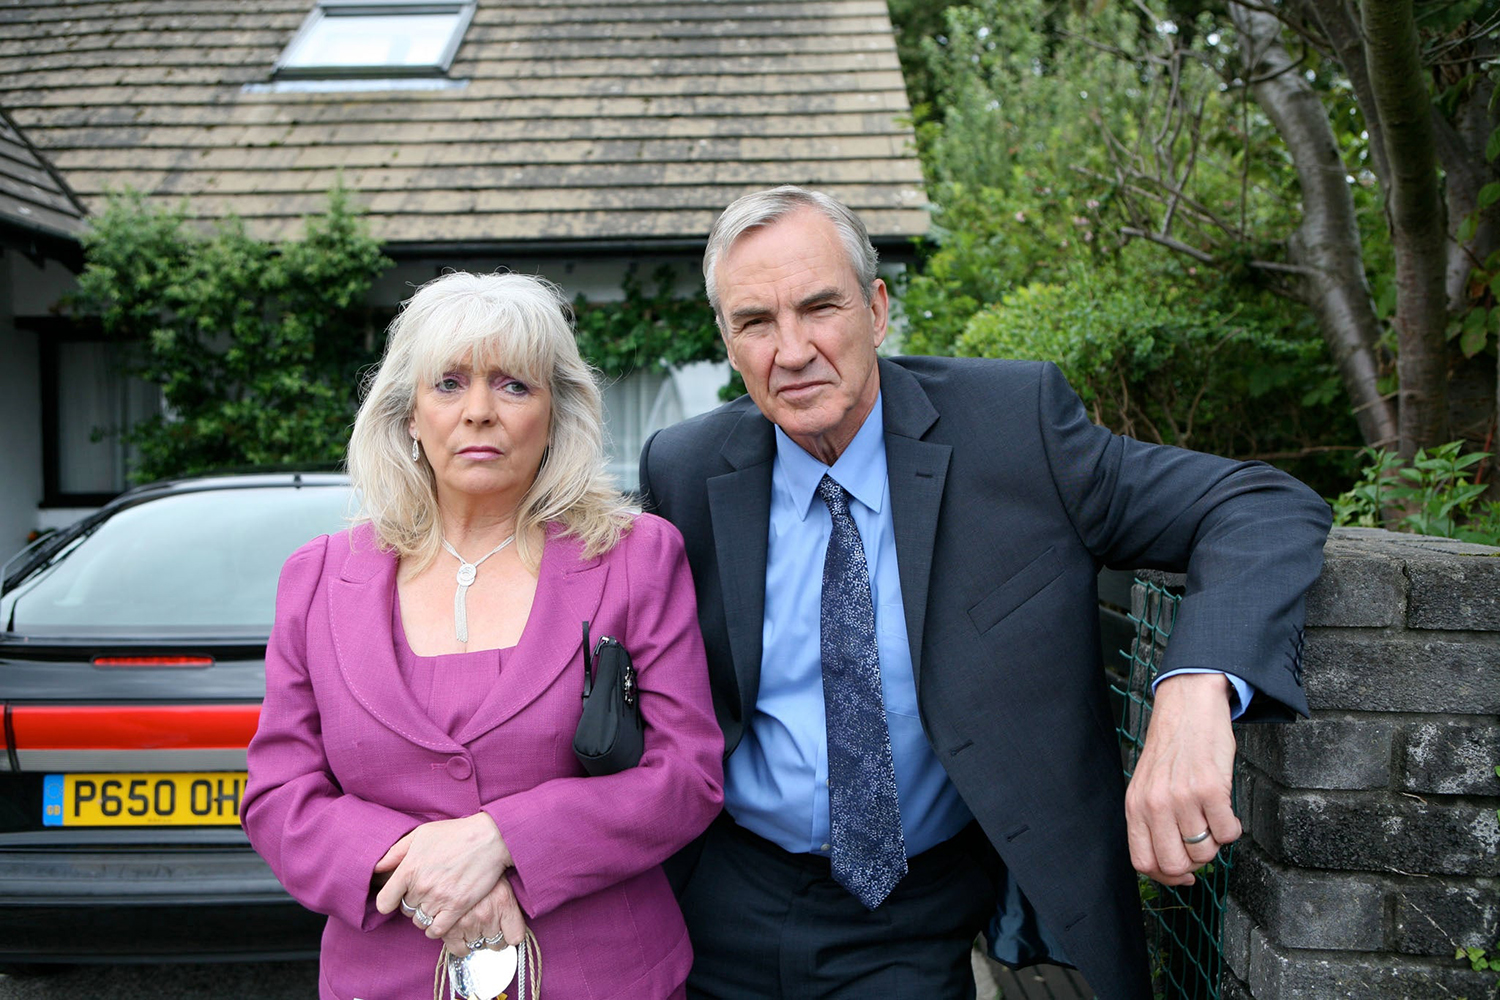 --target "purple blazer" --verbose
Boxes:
[243,514,724,1000]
